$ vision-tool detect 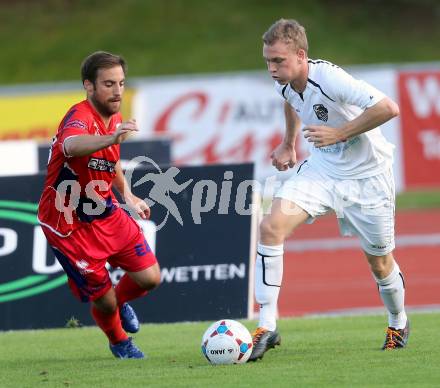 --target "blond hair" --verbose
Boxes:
[262,19,308,52]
